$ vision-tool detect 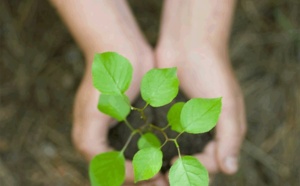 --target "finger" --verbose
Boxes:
[166,169,214,185]
[170,142,218,172]
[170,142,218,175]
[73,117,113,160]
[124,161,166,184]
[72,82,113,160]
[194,141,219,174]
[215,96,246,174]
[151,173,168,186]
[124,160,135,184]
[137,173,168,186]
[169,143,217,185]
